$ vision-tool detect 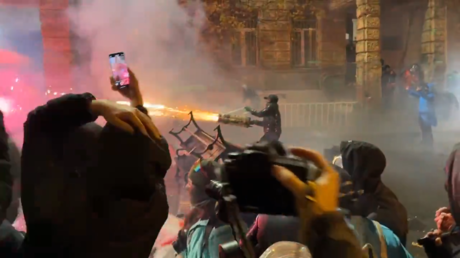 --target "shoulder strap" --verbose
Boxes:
[372,221,388,258]
[362,243,378,258]
[350,216,366,246]
[350,216,380,258]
